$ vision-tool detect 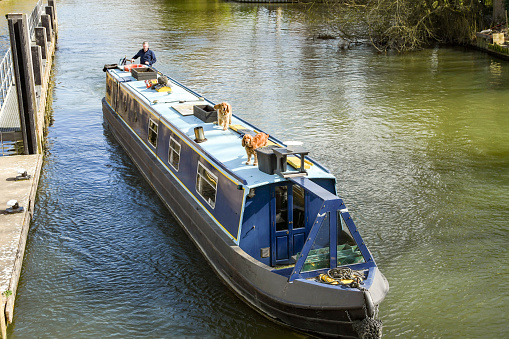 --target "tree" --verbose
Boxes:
[312,0,490,51]
[493,0,506,22]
